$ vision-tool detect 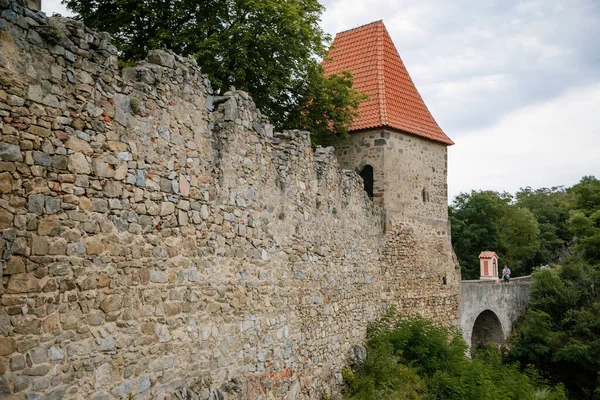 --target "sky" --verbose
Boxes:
[42,0,600,201]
